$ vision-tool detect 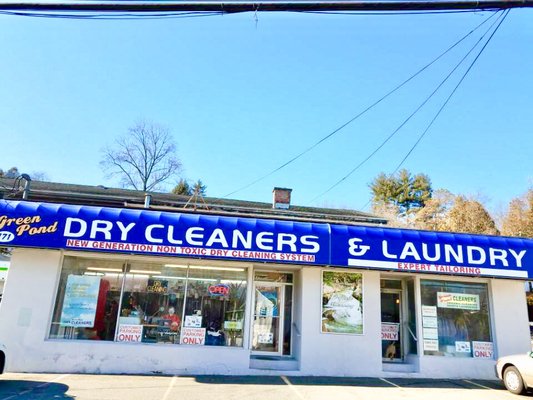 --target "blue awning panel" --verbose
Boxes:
[0,200,531,279]
[0,200,330,266]
[330,224,531,279]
